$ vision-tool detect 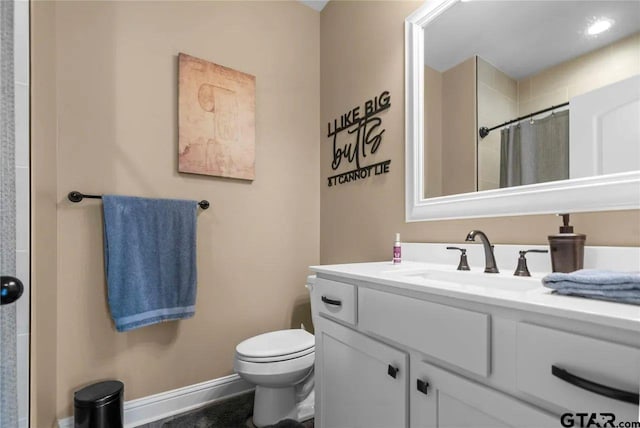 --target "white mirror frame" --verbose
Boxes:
[405,0,640,222]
